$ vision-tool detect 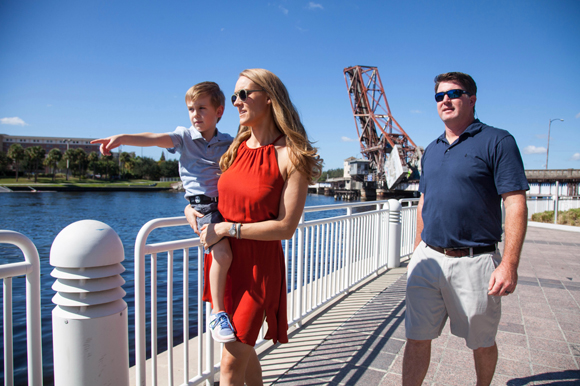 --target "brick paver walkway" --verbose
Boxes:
[265,225,580,385]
